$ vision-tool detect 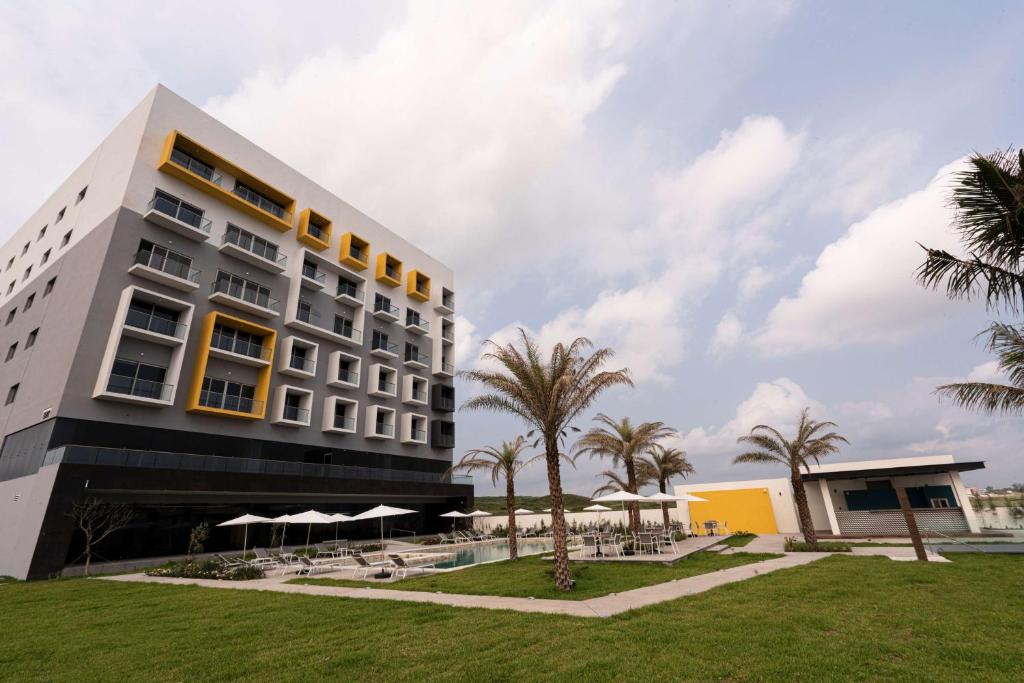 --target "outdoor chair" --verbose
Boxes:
[581,535,599,558]
[315,543,338,559]
[215,553,246,569]
[636,532,658,555]
[296,556,338,576]
[438,532,456,544]
[389,553,436,579]
[352,551,396,580]
[250,548,278,566]
[603,534,623,557]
